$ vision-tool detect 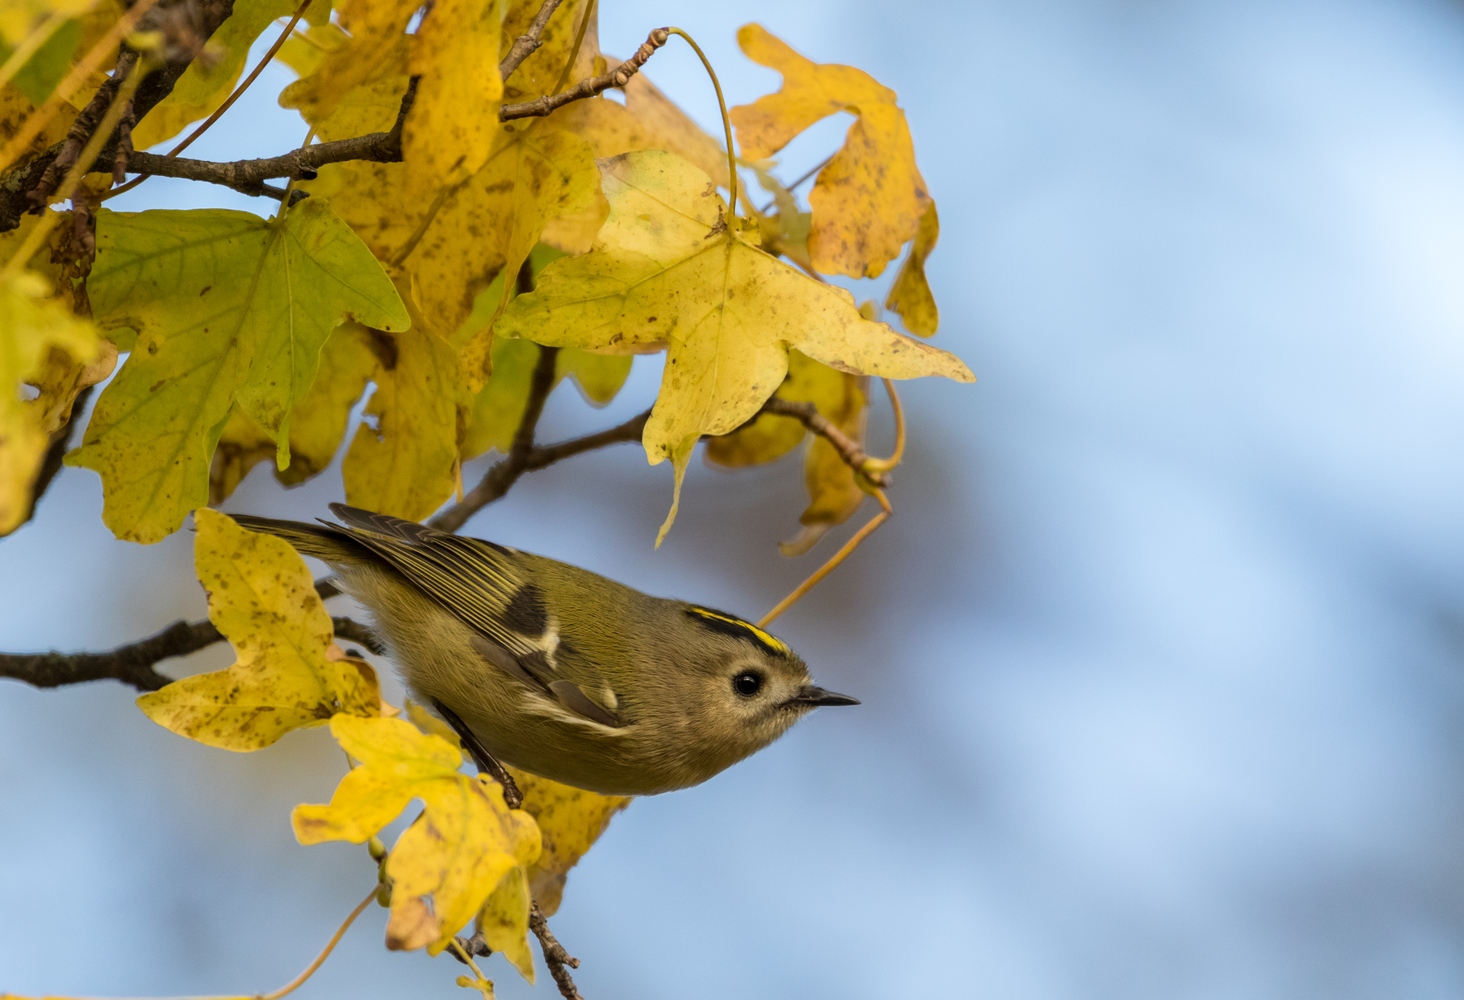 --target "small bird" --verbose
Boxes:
[233,504,859,795]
